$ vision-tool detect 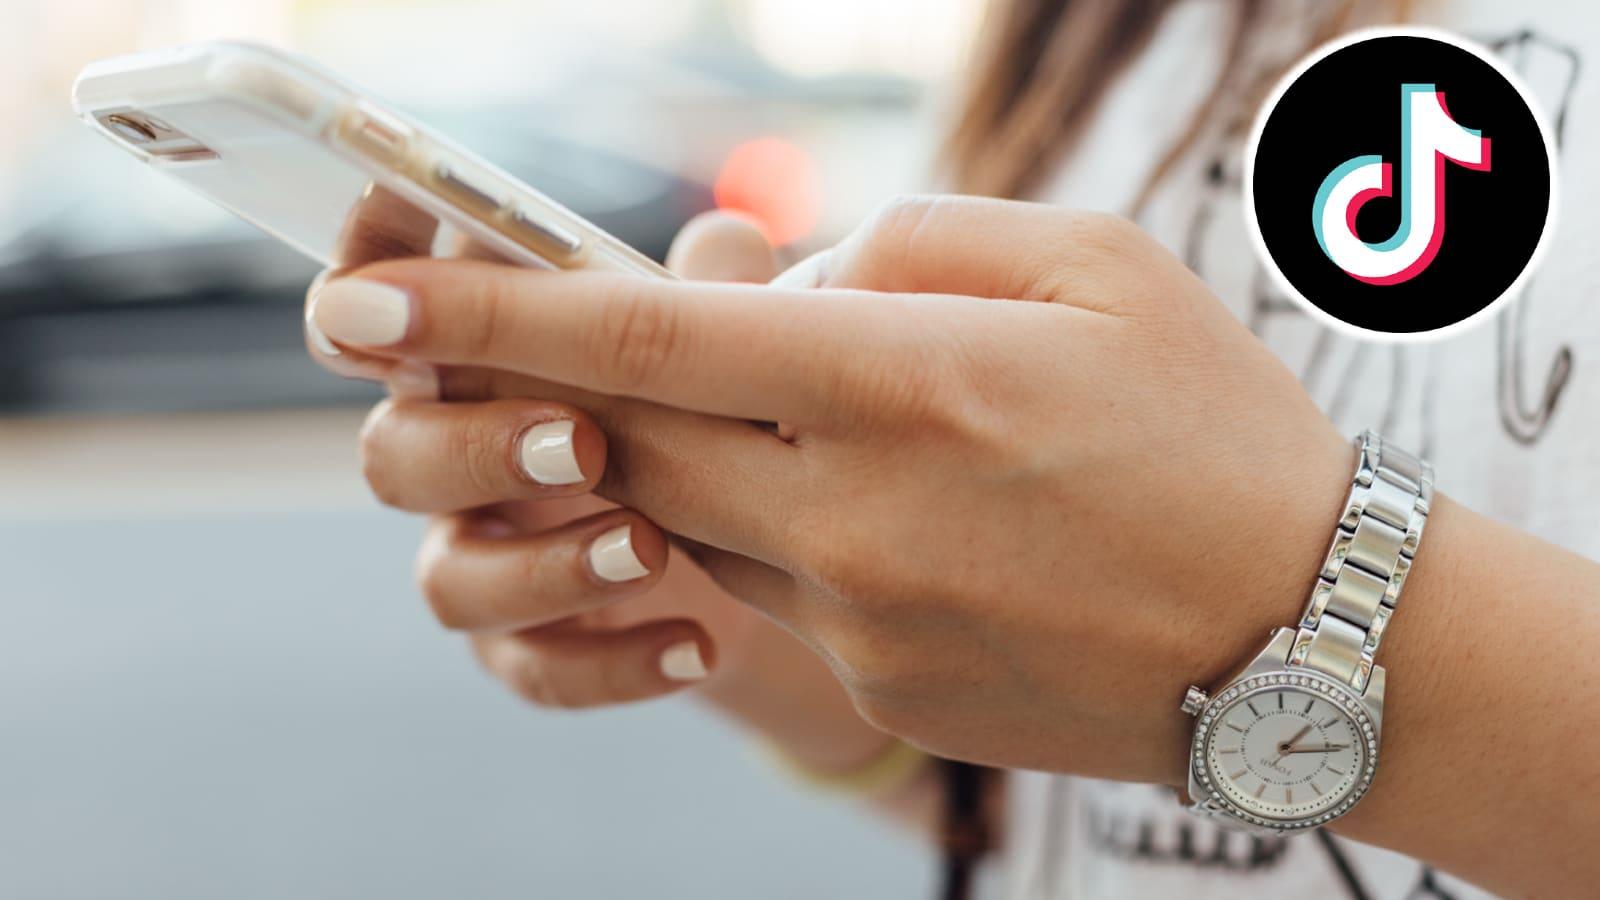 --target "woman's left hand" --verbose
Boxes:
[311,195,1357,785]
